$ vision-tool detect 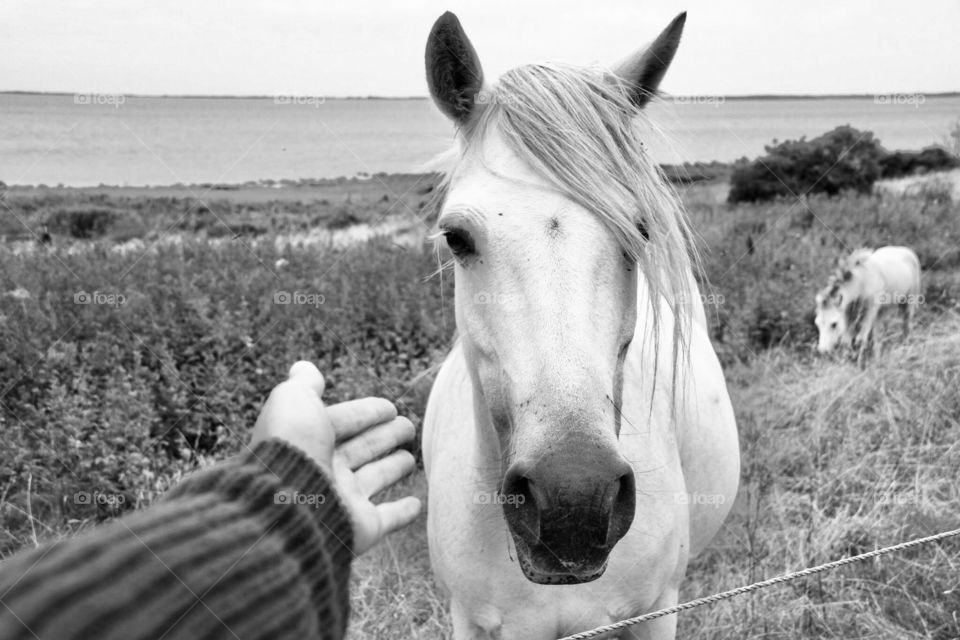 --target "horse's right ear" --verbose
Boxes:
[425,12,484,124]
[613,12,686,108]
